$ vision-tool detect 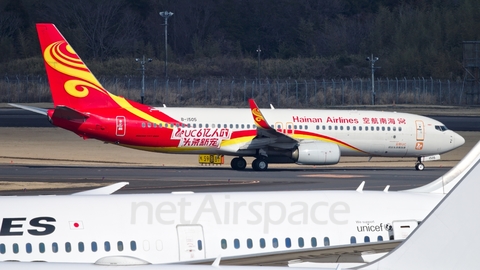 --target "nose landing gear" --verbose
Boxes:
[415,157,425,171]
